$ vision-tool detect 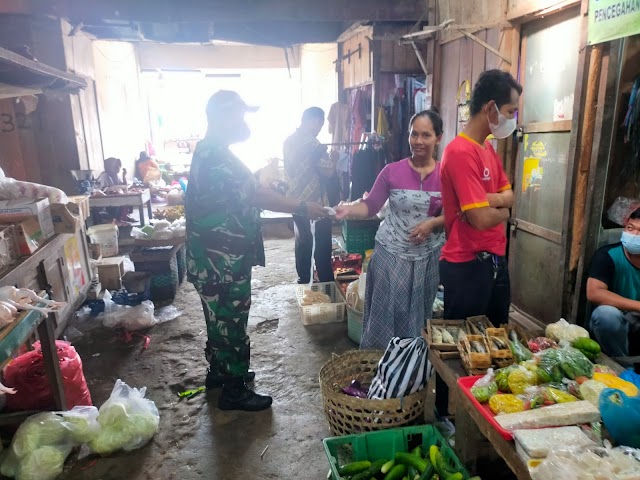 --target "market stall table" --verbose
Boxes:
[89,189,152,226]
[428,348,624,480]
[0,292,66,425]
